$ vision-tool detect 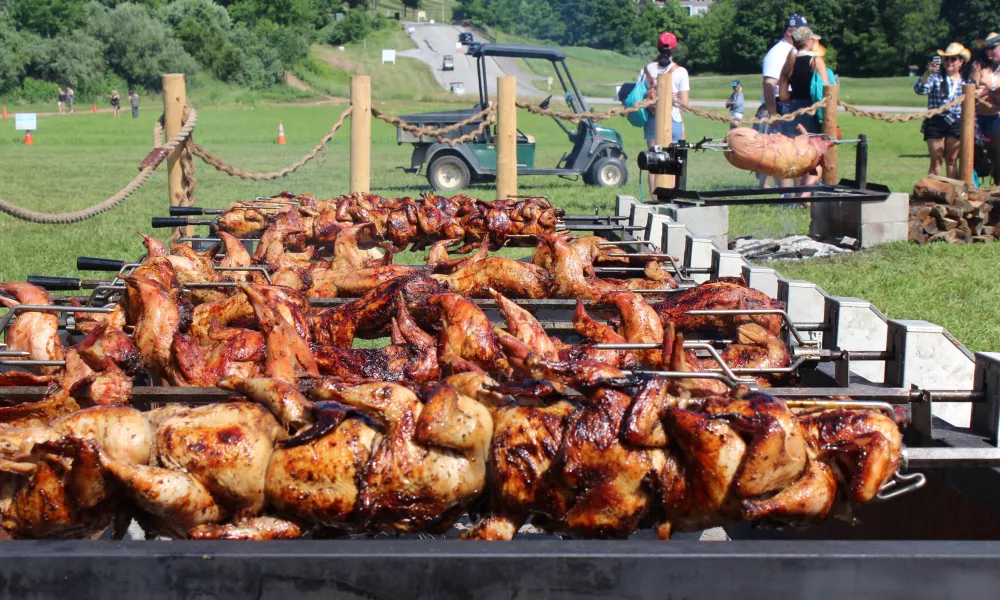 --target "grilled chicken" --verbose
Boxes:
[309,379,492,532]
[430,240,553,299]
[564,301,639,368]
[215,231,256,283]
[239,284,318,382]
[653,278,785,335]
[121,274,181,380]
[600,290,664,368]
[0,283,65,375]
[543,234,673,300]
[429,293,507,375]
[0,406,152,538]
[313,298,440,383]
[99,402,284,538]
